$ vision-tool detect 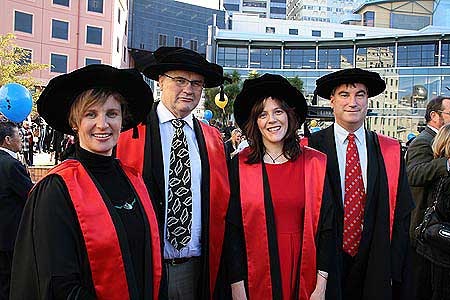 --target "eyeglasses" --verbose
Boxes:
[163,74,204,90]
[438,110,450,116]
